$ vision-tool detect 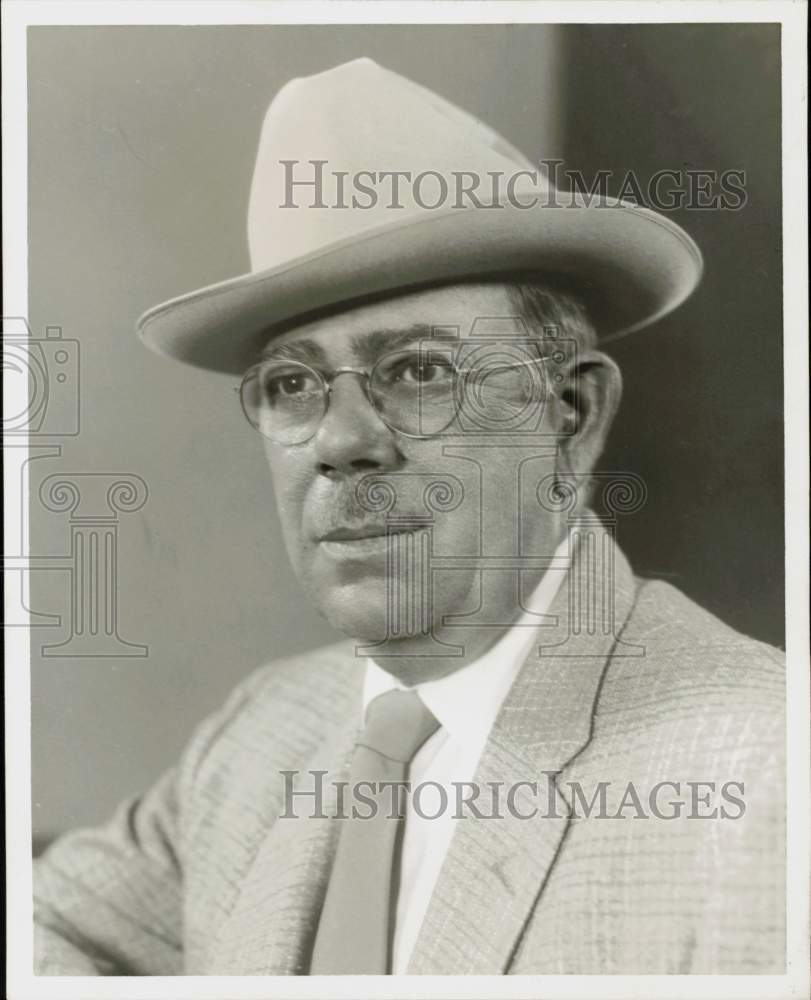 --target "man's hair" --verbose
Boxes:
[504,277,607,504]
[505,276,598,350]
